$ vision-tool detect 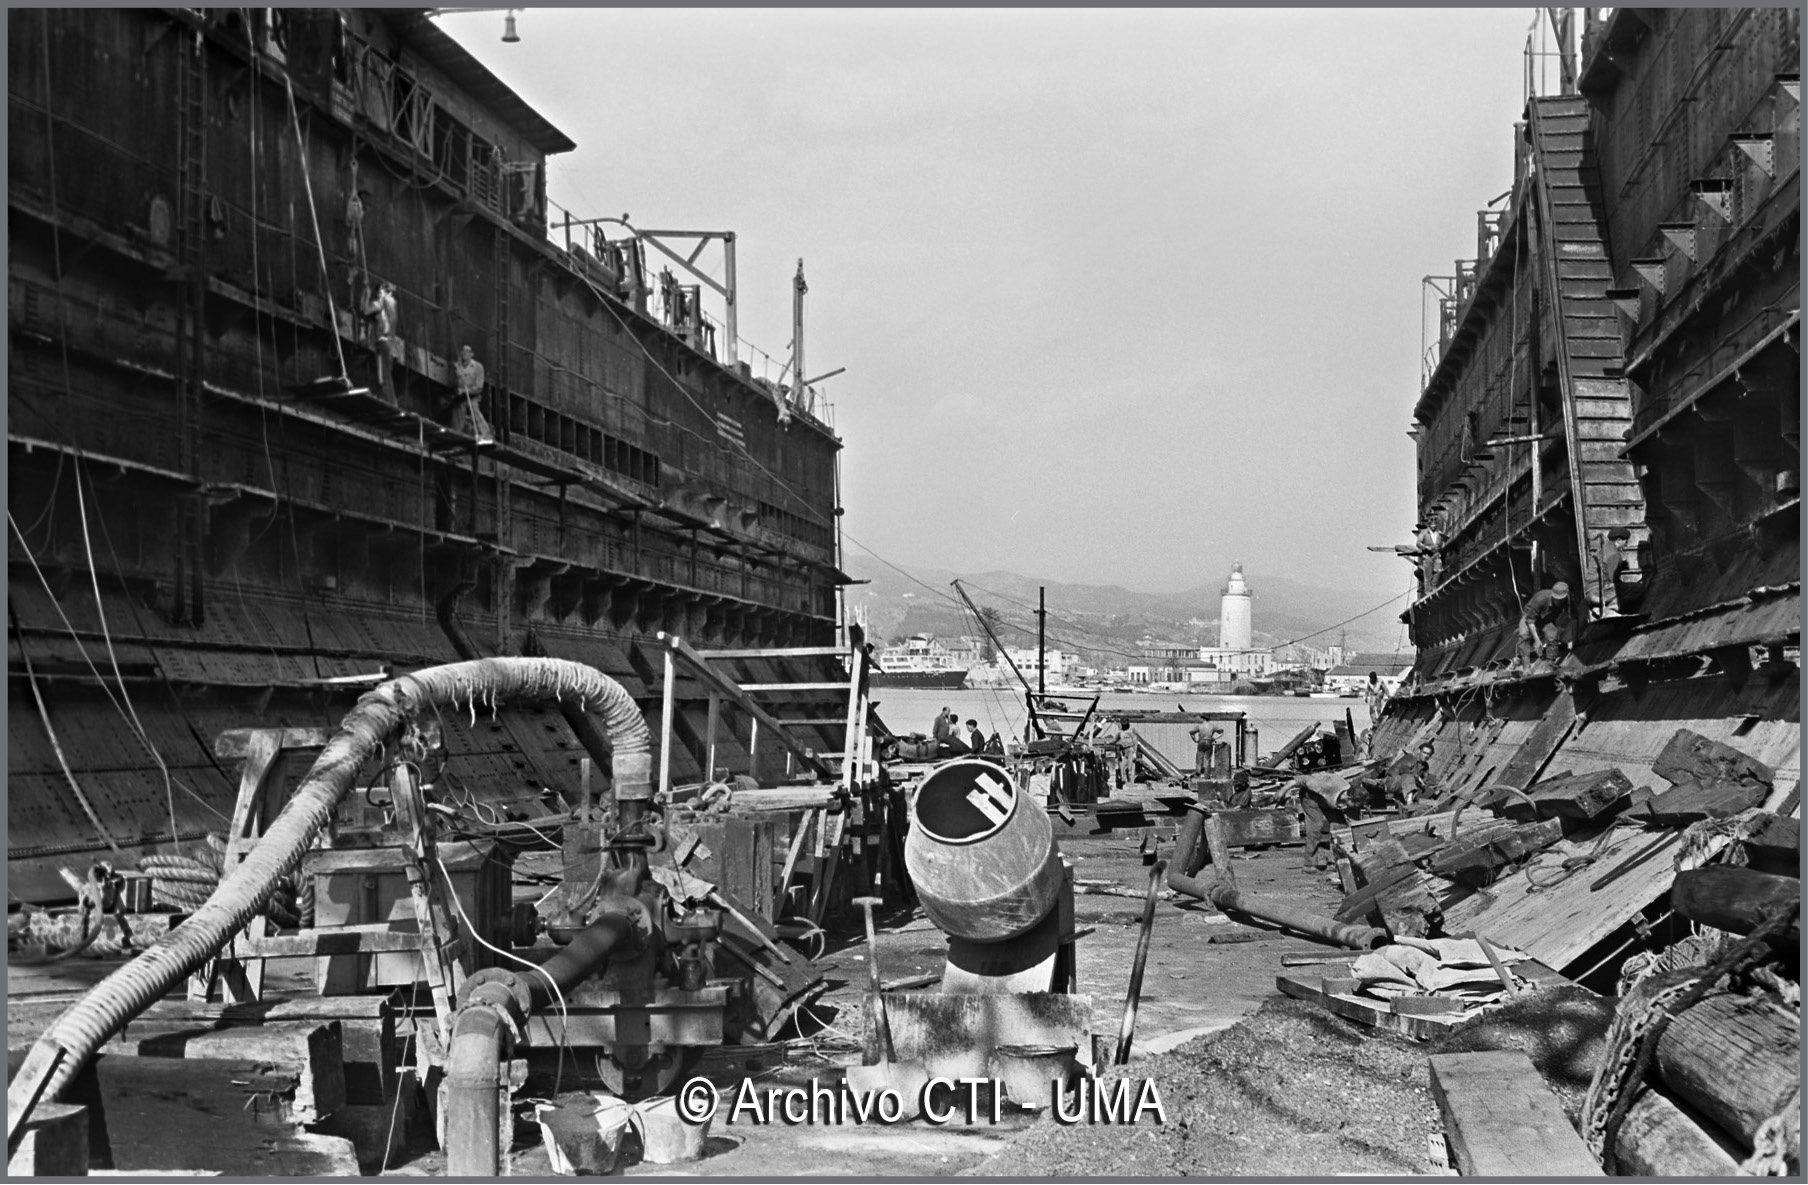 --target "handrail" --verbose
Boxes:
[657,632,835,783]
